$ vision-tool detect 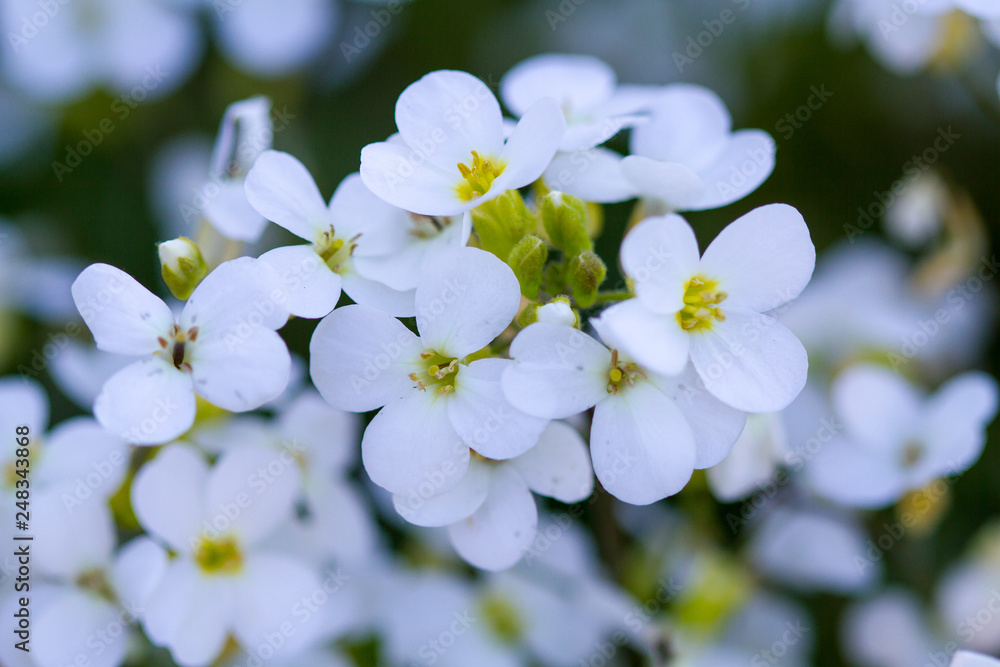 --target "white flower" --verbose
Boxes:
[545,84,775,211]
[842,590,940,667]
[748,507,881,594]
[309,246,548,498]
[0,0,201,103]
[0,378,129,510]
[598,205,815,412]
[72,258,291,445]
[501,322,746,505]
[952,653,1000,667]
[360,70,565,216]
[0,492,166,667]
[884,170,949,248]
[0,219,81,325]
[499,53,653,152]
[706,412,788,502]
[245,150,422,318]
[131,444,326,666]
[193,391,377,566]
[393,421,594,571]
[805,364,998,508]
[195,96,274,242]
[212,0,338,77]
